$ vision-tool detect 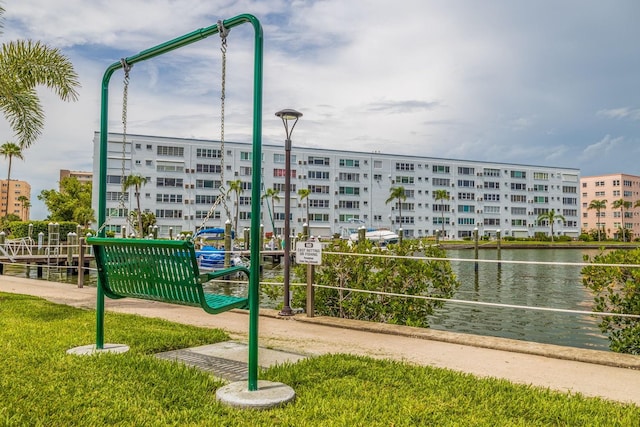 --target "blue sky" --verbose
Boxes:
[0,0,639,219]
